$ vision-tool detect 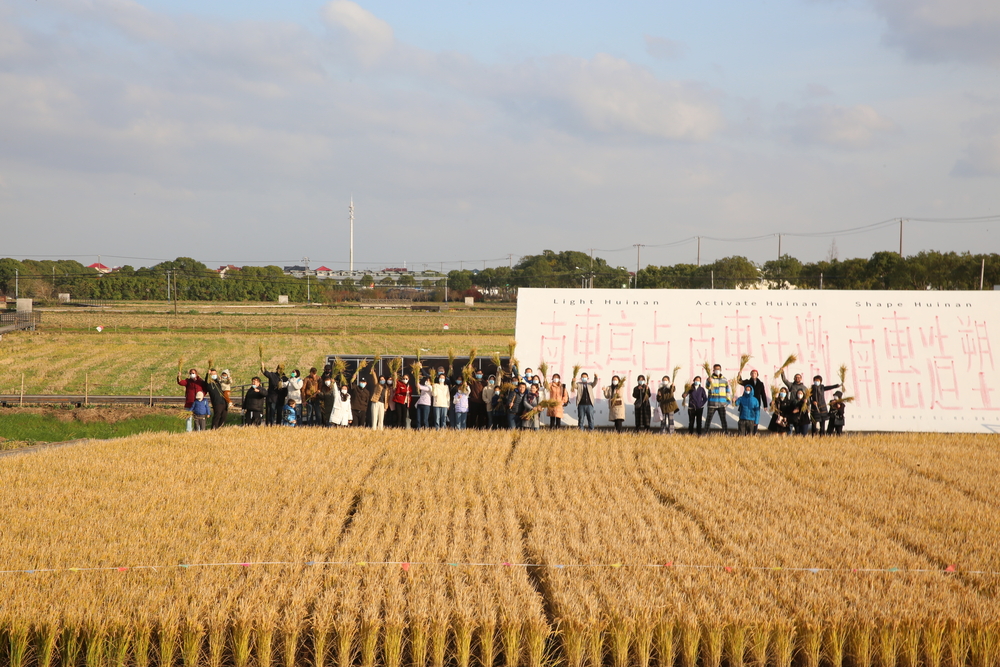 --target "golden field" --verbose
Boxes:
[1,430,998,667]
[0,307,513,396]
